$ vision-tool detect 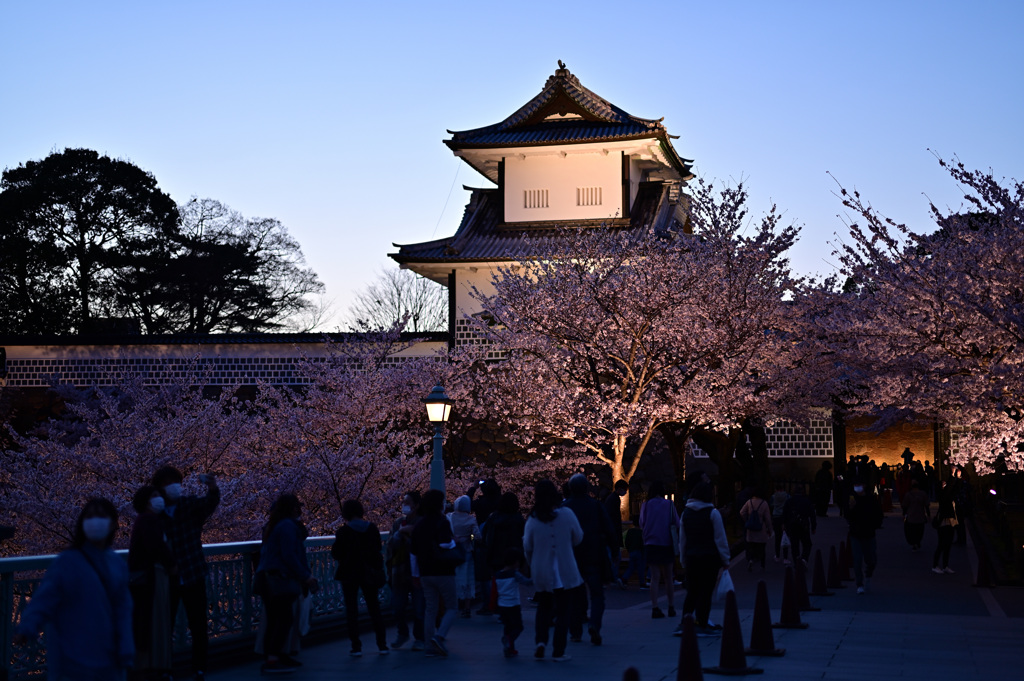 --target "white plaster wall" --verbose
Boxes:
[504,152,622,222]
[453,265,503,318]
